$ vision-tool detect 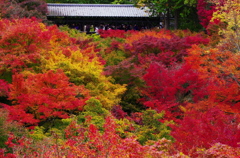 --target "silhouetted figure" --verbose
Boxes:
[133,24,139,31]
[86,25,90,34]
